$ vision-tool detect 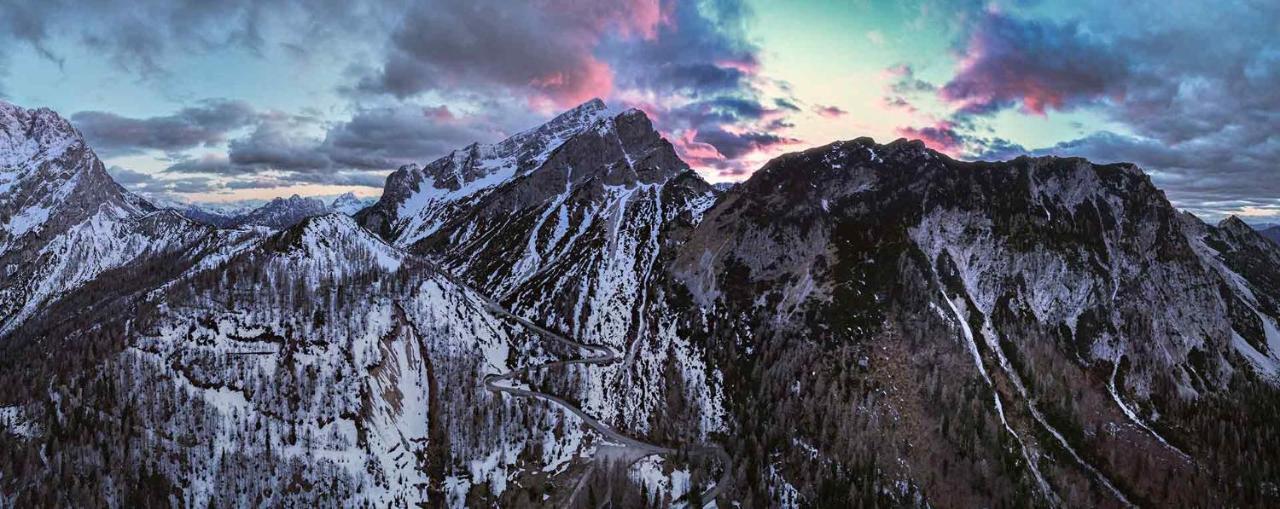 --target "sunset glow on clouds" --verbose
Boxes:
[0,0,1275,220]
